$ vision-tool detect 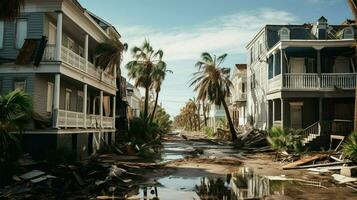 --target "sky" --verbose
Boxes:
[80,0,351,118]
